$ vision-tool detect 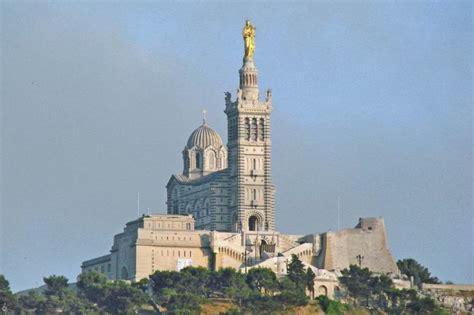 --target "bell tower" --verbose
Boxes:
[225,21,275,232]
